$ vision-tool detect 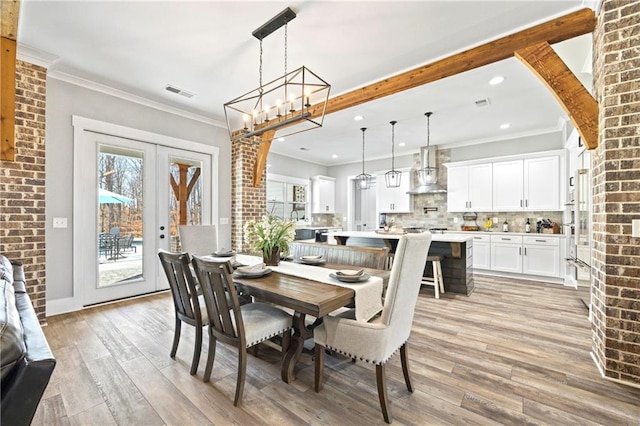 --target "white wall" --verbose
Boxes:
[449,131,564,162]
[267,152,328,179]
[45,77,230,301]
